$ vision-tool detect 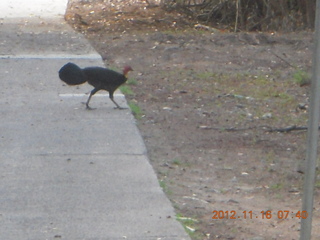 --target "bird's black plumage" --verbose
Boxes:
[59,62,133,109]
[59,62,86,85]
